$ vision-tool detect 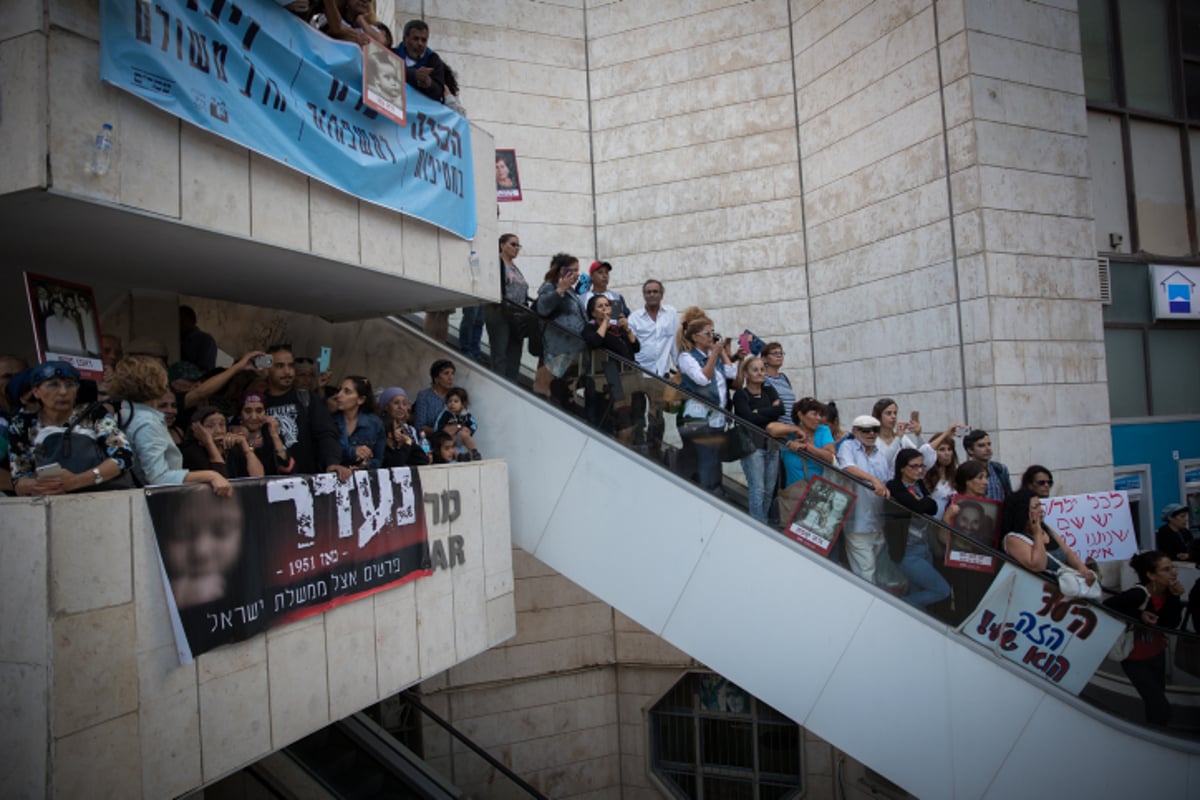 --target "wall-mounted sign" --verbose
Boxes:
[1151,264,1200,320]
